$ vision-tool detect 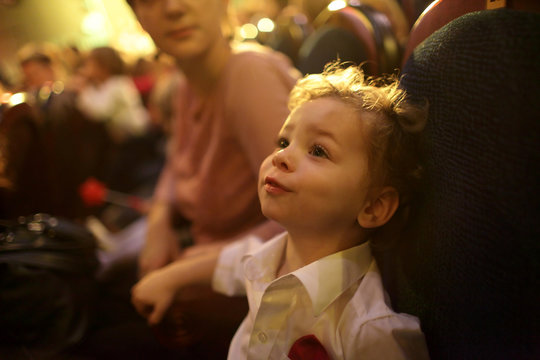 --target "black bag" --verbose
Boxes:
[0,213,99,359]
